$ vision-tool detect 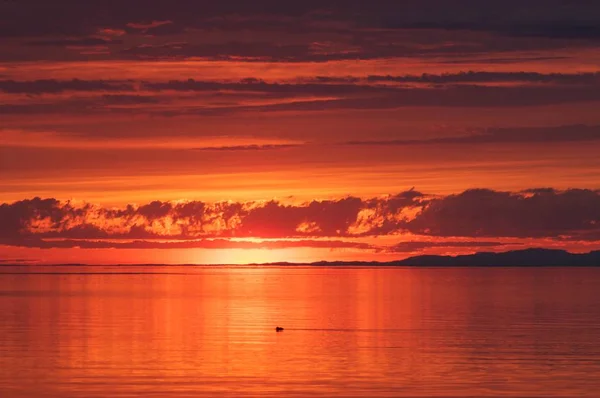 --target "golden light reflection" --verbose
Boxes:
[2,268,599,395]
